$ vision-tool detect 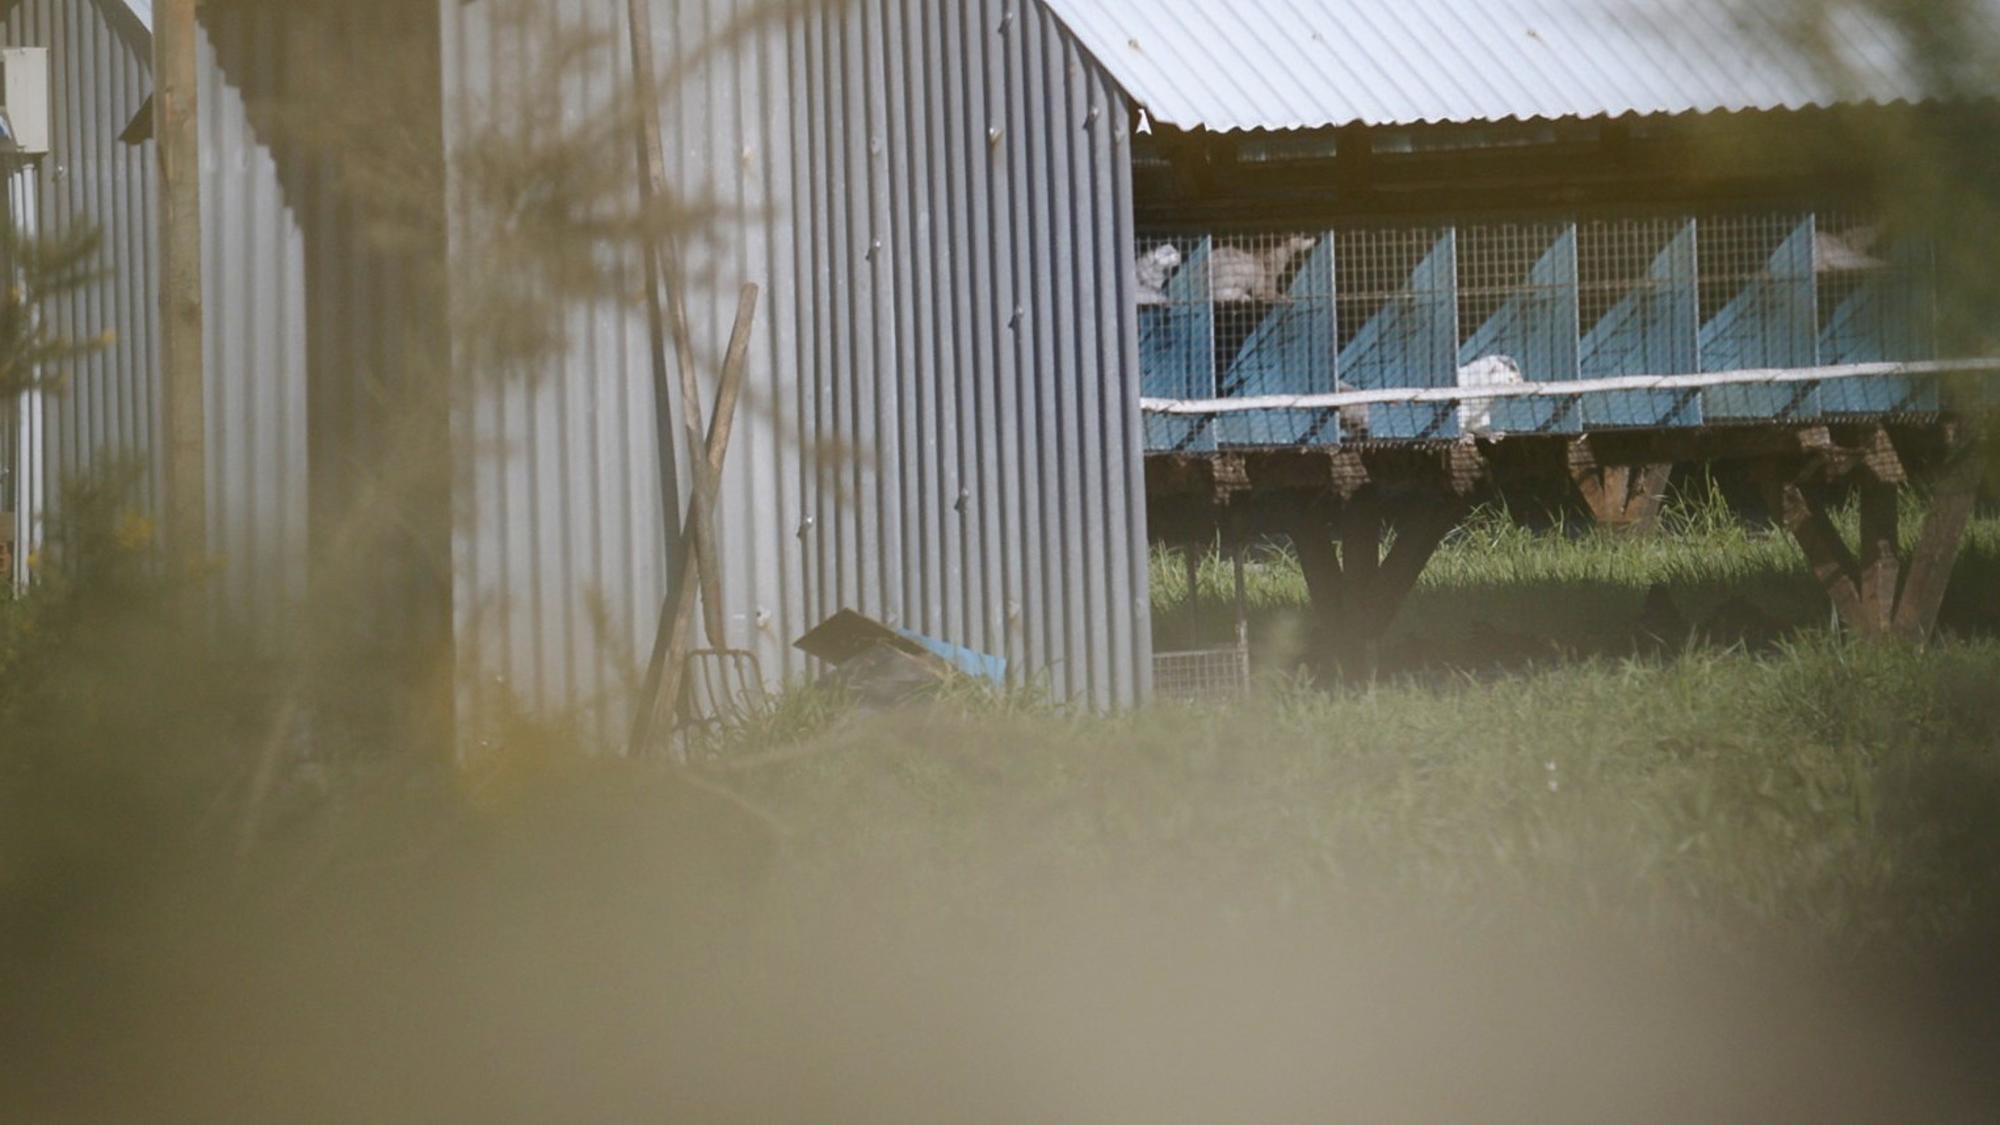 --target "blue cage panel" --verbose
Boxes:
[1579,218,1702,427]
[1140,236,1217,452]
[1457,223,1581,435]
[1135,210,1952,455]
[1216,232,1340,447]
[1338,229,1458,440]
[1817,228,1940,414]
[1700,215,1821,420]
